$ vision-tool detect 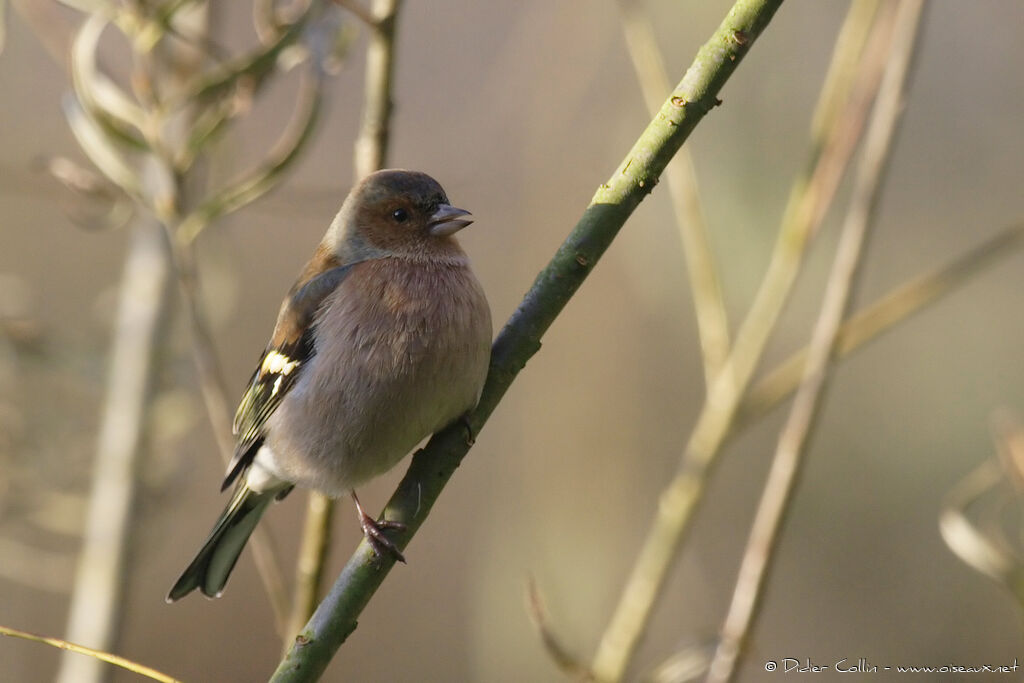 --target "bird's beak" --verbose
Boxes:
[428,204,474,236]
